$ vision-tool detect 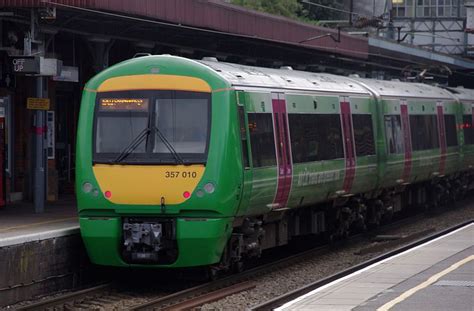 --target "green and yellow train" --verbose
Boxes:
[76,55,474,269]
